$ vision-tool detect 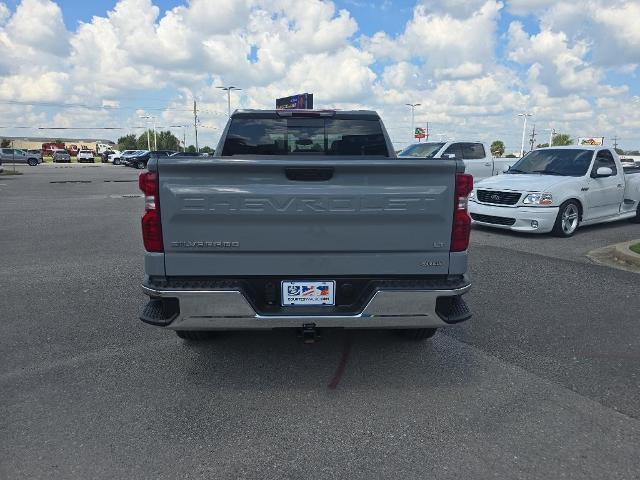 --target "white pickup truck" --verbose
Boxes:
[469,146,640,236]
[398,141,515,180]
